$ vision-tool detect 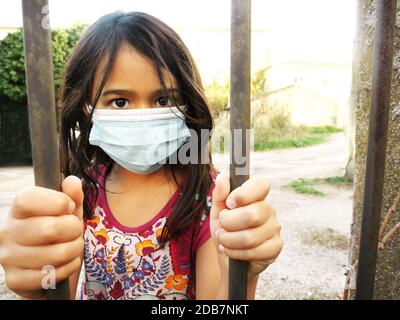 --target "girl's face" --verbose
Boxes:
[91,42,183,110]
